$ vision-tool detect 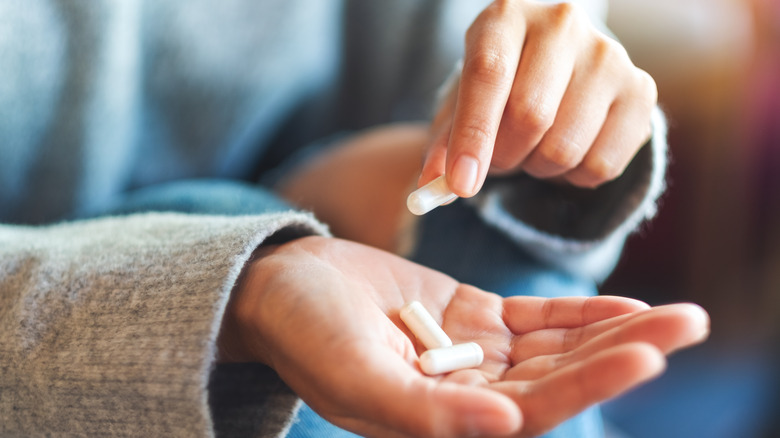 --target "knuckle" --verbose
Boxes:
[524,109,556,139]
[541,299,556,327]
[507,97,555,139]
[634,68,659,105]
[561,327,585,353]
[471,0,516,28]
[591,37,611,64]
[458,120,494,147]
[580,155,621,186]
[536,139,583,171]
[548,2,580,30]
[608,37,631,62]
[463,49,513,88]
[592,36,629,71]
